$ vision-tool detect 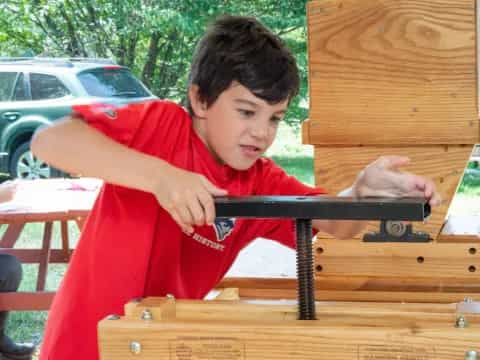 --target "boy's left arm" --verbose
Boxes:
[313,155,442,239]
